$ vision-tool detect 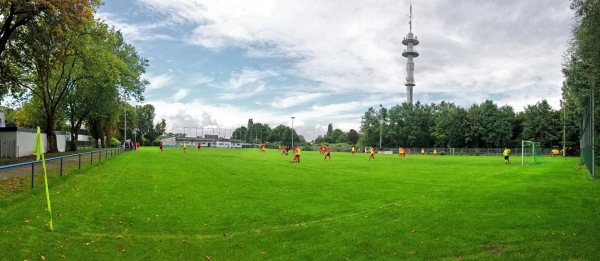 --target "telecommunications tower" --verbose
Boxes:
[402,4,419,104]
